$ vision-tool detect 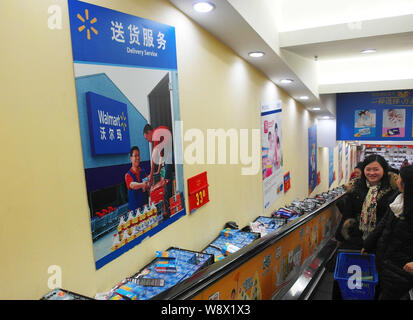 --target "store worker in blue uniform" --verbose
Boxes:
[125,146,149,211]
